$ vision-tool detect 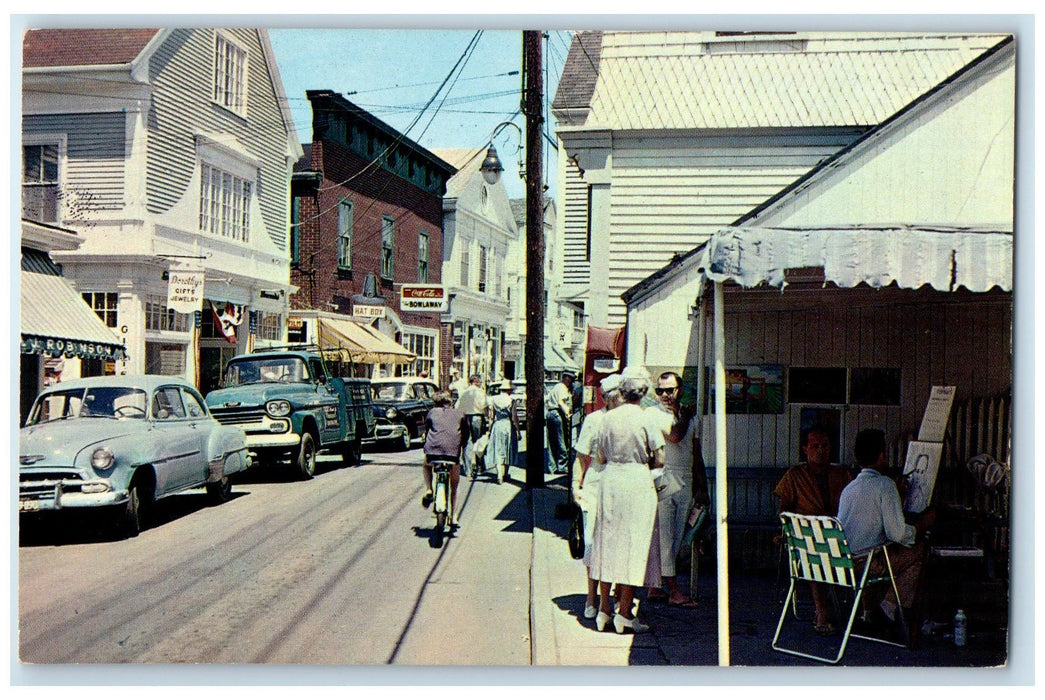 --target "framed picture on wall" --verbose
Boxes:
[788,367,847,404]
[703,364,785,414]
[797,406,843,464]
